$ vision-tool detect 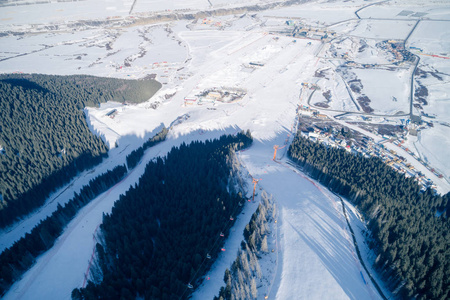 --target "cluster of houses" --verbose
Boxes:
[377,40,415,64]
[299,122,439,193]
[328,39,415,69]
[287,20,336,41]
[297,104,328,119]
[184,88,247,106]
